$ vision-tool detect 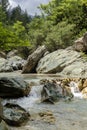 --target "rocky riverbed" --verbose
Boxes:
[10,99,87,130]
[0,72,87,130]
